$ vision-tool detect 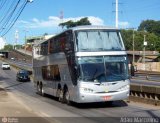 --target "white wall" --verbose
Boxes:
[135,62,160,72]
[0,37,6,50]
